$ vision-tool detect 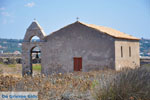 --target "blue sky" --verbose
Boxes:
[0,0,150,39]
